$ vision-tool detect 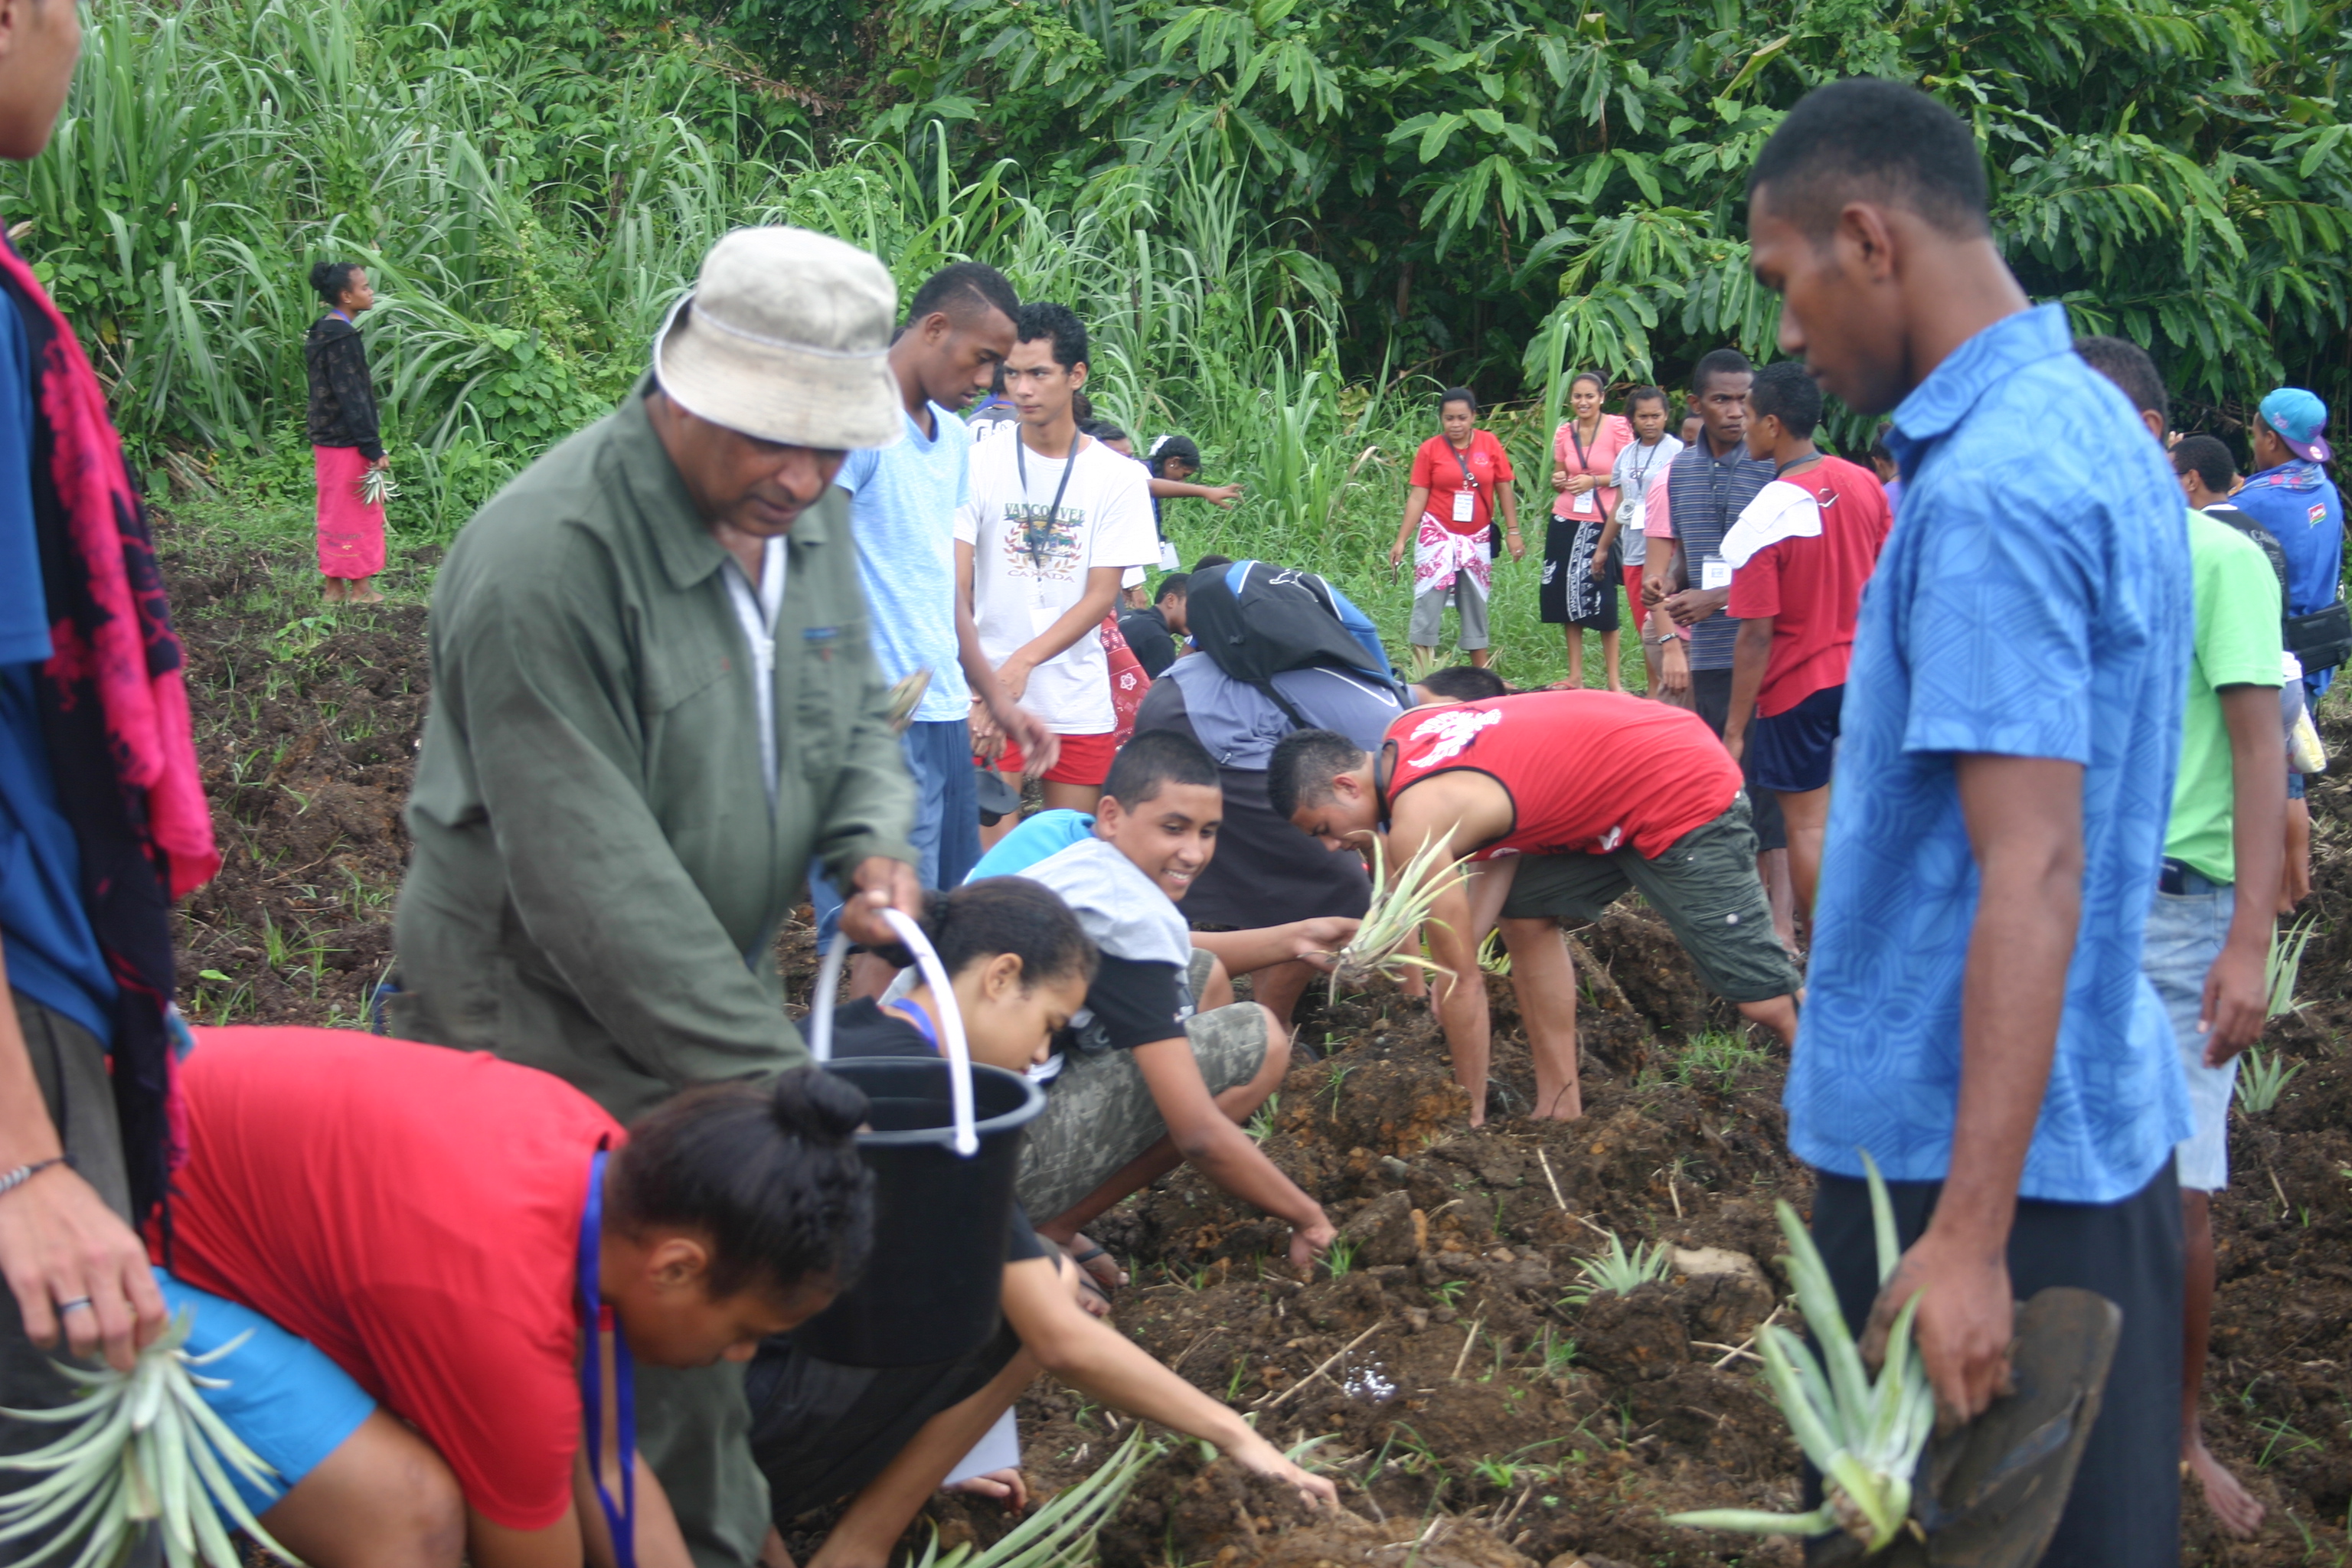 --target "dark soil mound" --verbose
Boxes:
[158,524,2352,1566]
